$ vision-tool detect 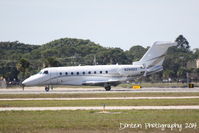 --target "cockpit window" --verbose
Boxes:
[44,70,48,74]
